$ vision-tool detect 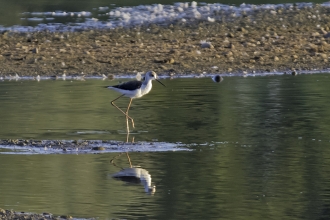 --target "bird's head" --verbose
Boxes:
[145,71,157,80]
[145,71,166,87]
